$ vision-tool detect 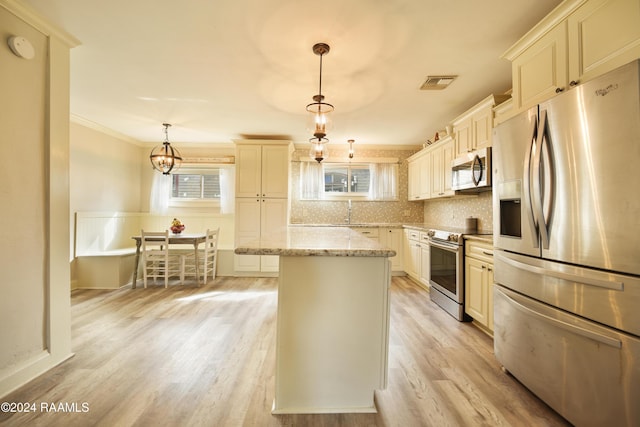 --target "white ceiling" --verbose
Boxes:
[22,0,562,146]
